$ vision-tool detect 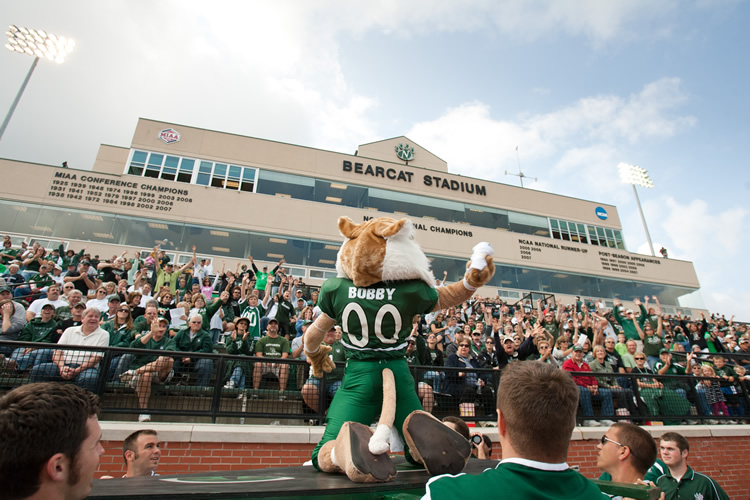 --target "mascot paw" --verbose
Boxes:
[336,422,396,483]
[305,345,335,378]
[403,411,471,476]
[465,242,495,289]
